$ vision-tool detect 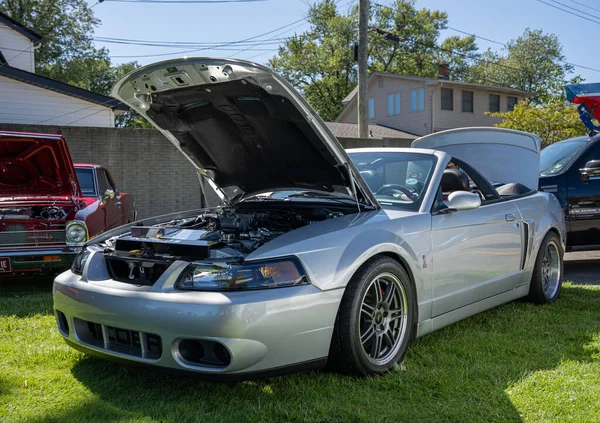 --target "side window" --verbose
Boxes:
[96,169,112,196]
[576,143,600,180]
